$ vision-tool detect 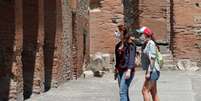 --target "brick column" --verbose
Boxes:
[123,0,140,30]
[9,0,23,100]
[32,0,45,95]
[166,0,171,47]
[51,0,63,87]
[74,0,90,78]
[72,11,78,79]
[61,0,74,80]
